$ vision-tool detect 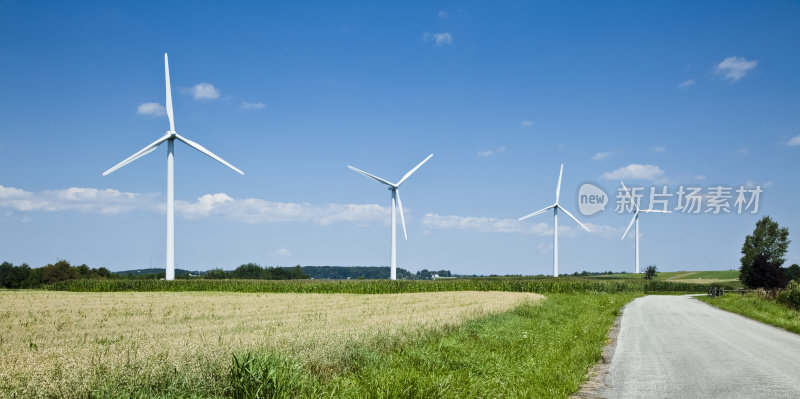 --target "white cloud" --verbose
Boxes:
[274,248,291,256]
[241,101,265,110]
[601,164,665,181]
[422,213,549,234]
[421,213,615,238]
[477,146,505,158]
[714,56,757,82]
[677,79,695,89]
[137,102,166,116]
[650,145,665,153]
[695,175,707,181]
[438,10,448,19]
[521,120,533,127]
[592,152,611,161]
[787,135,800,146]
[185,83,220,100]
[0,185,391,227]
[0,185,158,214]
[738,147,749,156]
[424,32,452,46]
